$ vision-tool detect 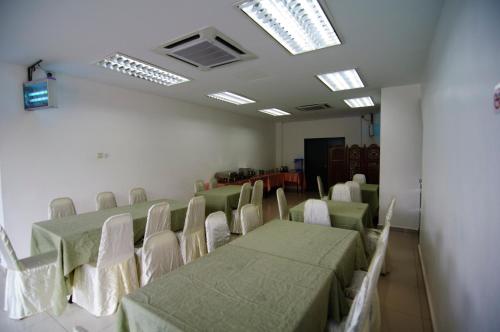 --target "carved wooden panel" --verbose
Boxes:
[348,144,363,180]
[328,145,348,187]
[365,144,380,184]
